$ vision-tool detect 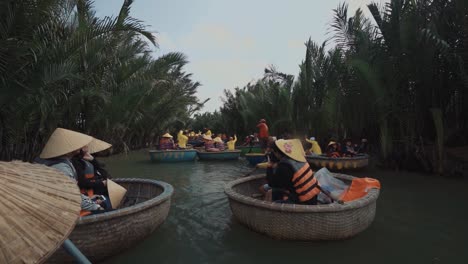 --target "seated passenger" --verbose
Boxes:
[214,137,226,151]
[262,139,320,205]
[342,139,358,157]
[227,135,237,150]
[72,139,113,210]
[326,141,341,158]
[242,135,252,146]
[357,138,369,153]
[159,133,175,150]
[177,130,188,149]
[305,136,322,155]
[36,128,106,214]
[203,135,219,152]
